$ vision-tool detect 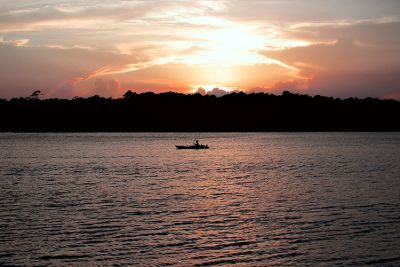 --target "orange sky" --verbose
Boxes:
[0,0,400,99]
